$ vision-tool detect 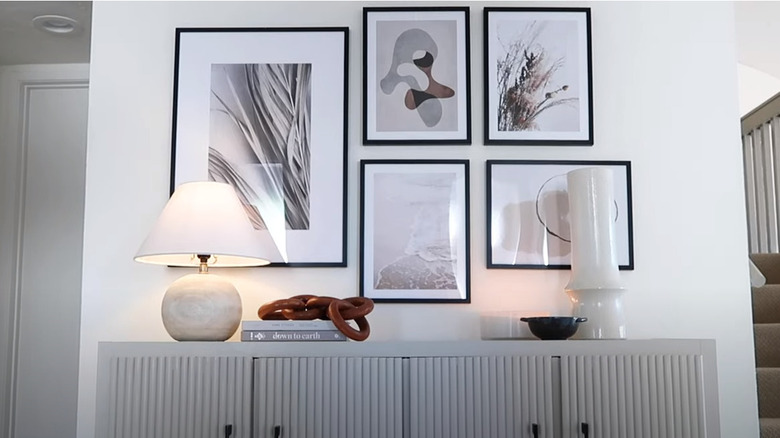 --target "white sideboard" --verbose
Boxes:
[95,340,720,438]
